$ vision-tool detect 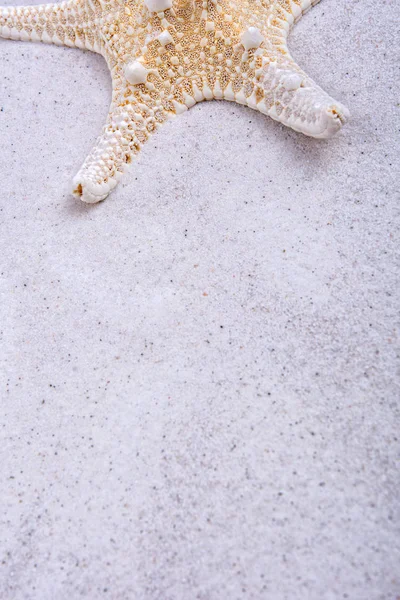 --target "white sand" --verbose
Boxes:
[0,0,399,598]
